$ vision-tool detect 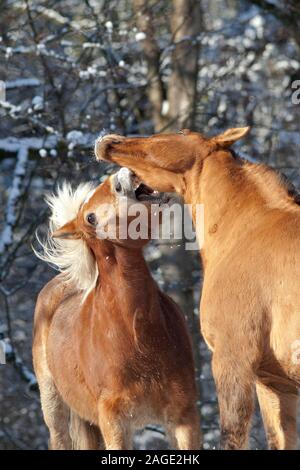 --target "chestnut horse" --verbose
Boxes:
[33,168,201,450]
[95,128,300,450]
